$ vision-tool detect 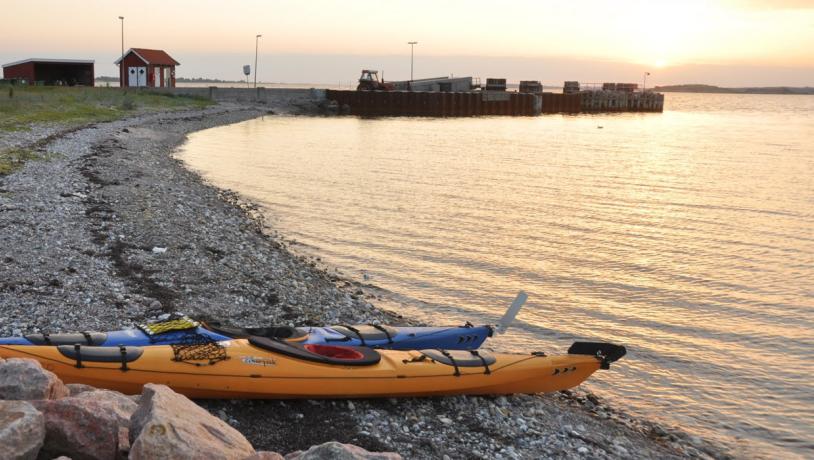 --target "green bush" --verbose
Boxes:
[0,86,212,131]
[0,148,40,175]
